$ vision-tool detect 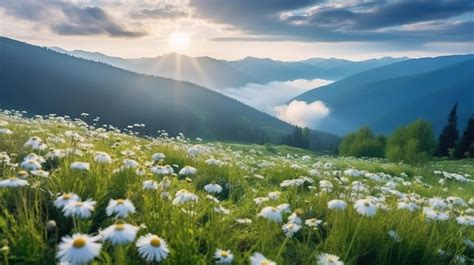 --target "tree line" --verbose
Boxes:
[338,103,474,164]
